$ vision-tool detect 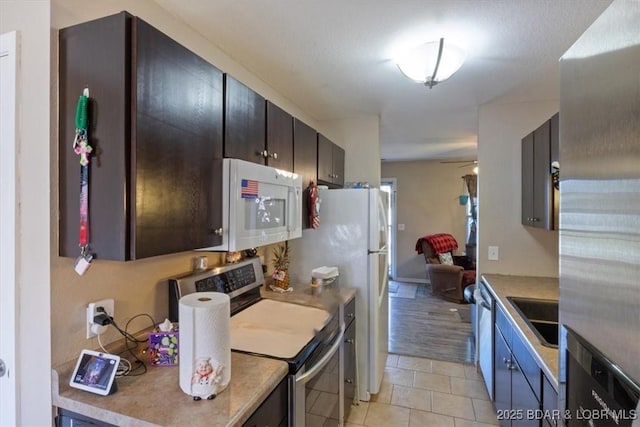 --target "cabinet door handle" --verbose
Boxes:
[345,379,354,384]
[345,338,354,344]
[269,152,278,159]
[347,313,355,318]
[211,228,223,236]
[257,150,269,158]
